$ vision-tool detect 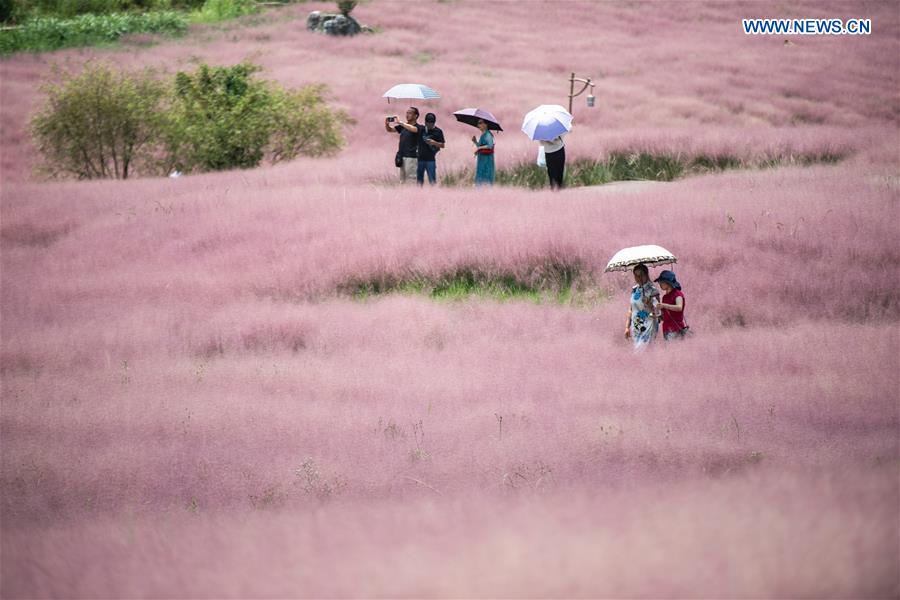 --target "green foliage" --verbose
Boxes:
[607,152,685,181]
[690,154,742,171]
[162,0,204,8]
[1,0,249,39]
[164,63,273,171]
[163,63,350,173]
[12,0,128,19]
[30,61,350,179]
[30,62,167,179]
[193,0,256,22]
[1,0,24,23]
[267,84,350,160]
[495,162,548,189]
[341,260,592,305]
[0,10,186,53]
[336,0,355,15]
[4,0,204,21]
[441,150,846,189]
